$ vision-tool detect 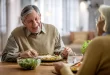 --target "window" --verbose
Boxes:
[34,0,80,35]
[0,0,7,53]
